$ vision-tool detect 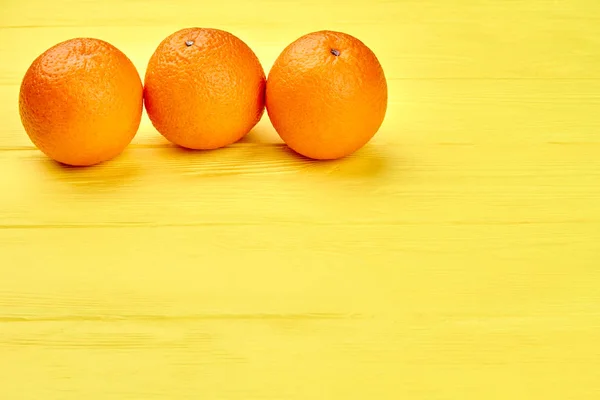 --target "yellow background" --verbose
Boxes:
[1,0,599,398]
